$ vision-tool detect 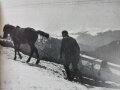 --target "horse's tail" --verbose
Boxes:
[36,30,49,38]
